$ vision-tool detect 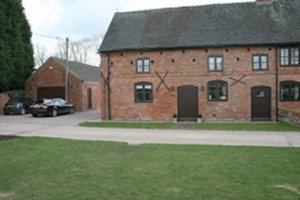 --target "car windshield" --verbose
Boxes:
[49,99,66,105]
